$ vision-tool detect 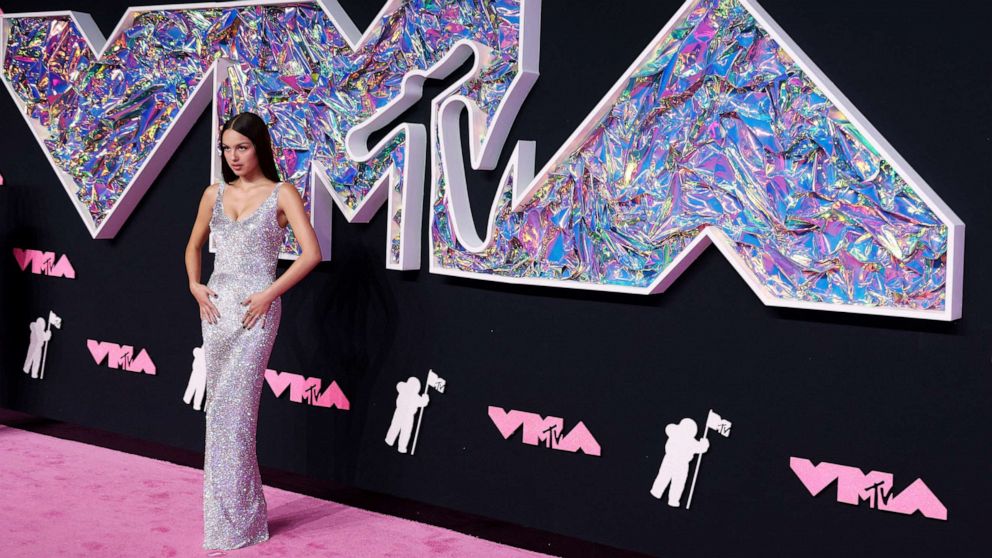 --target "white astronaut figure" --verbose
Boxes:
[183,346,207,411]
[650,418,710,507]
[23,317,51,378]
[385,376,430,453]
